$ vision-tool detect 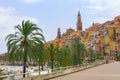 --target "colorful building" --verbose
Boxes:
[46,11,120,60]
